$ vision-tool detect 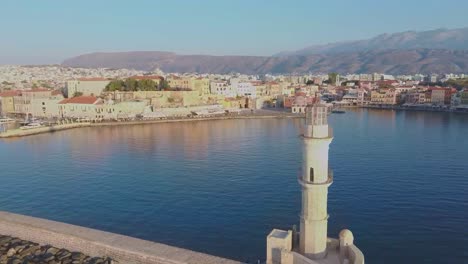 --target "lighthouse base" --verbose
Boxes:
[266,229,364,264]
